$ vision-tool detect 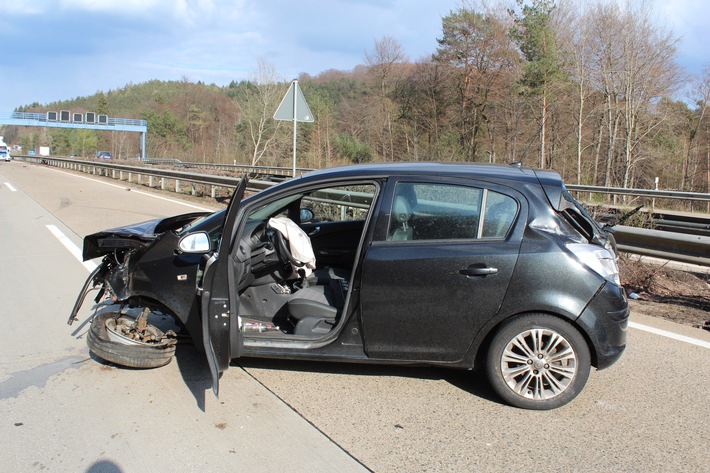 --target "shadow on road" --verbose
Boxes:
[237,357,505,406]
[74,303,505,410]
